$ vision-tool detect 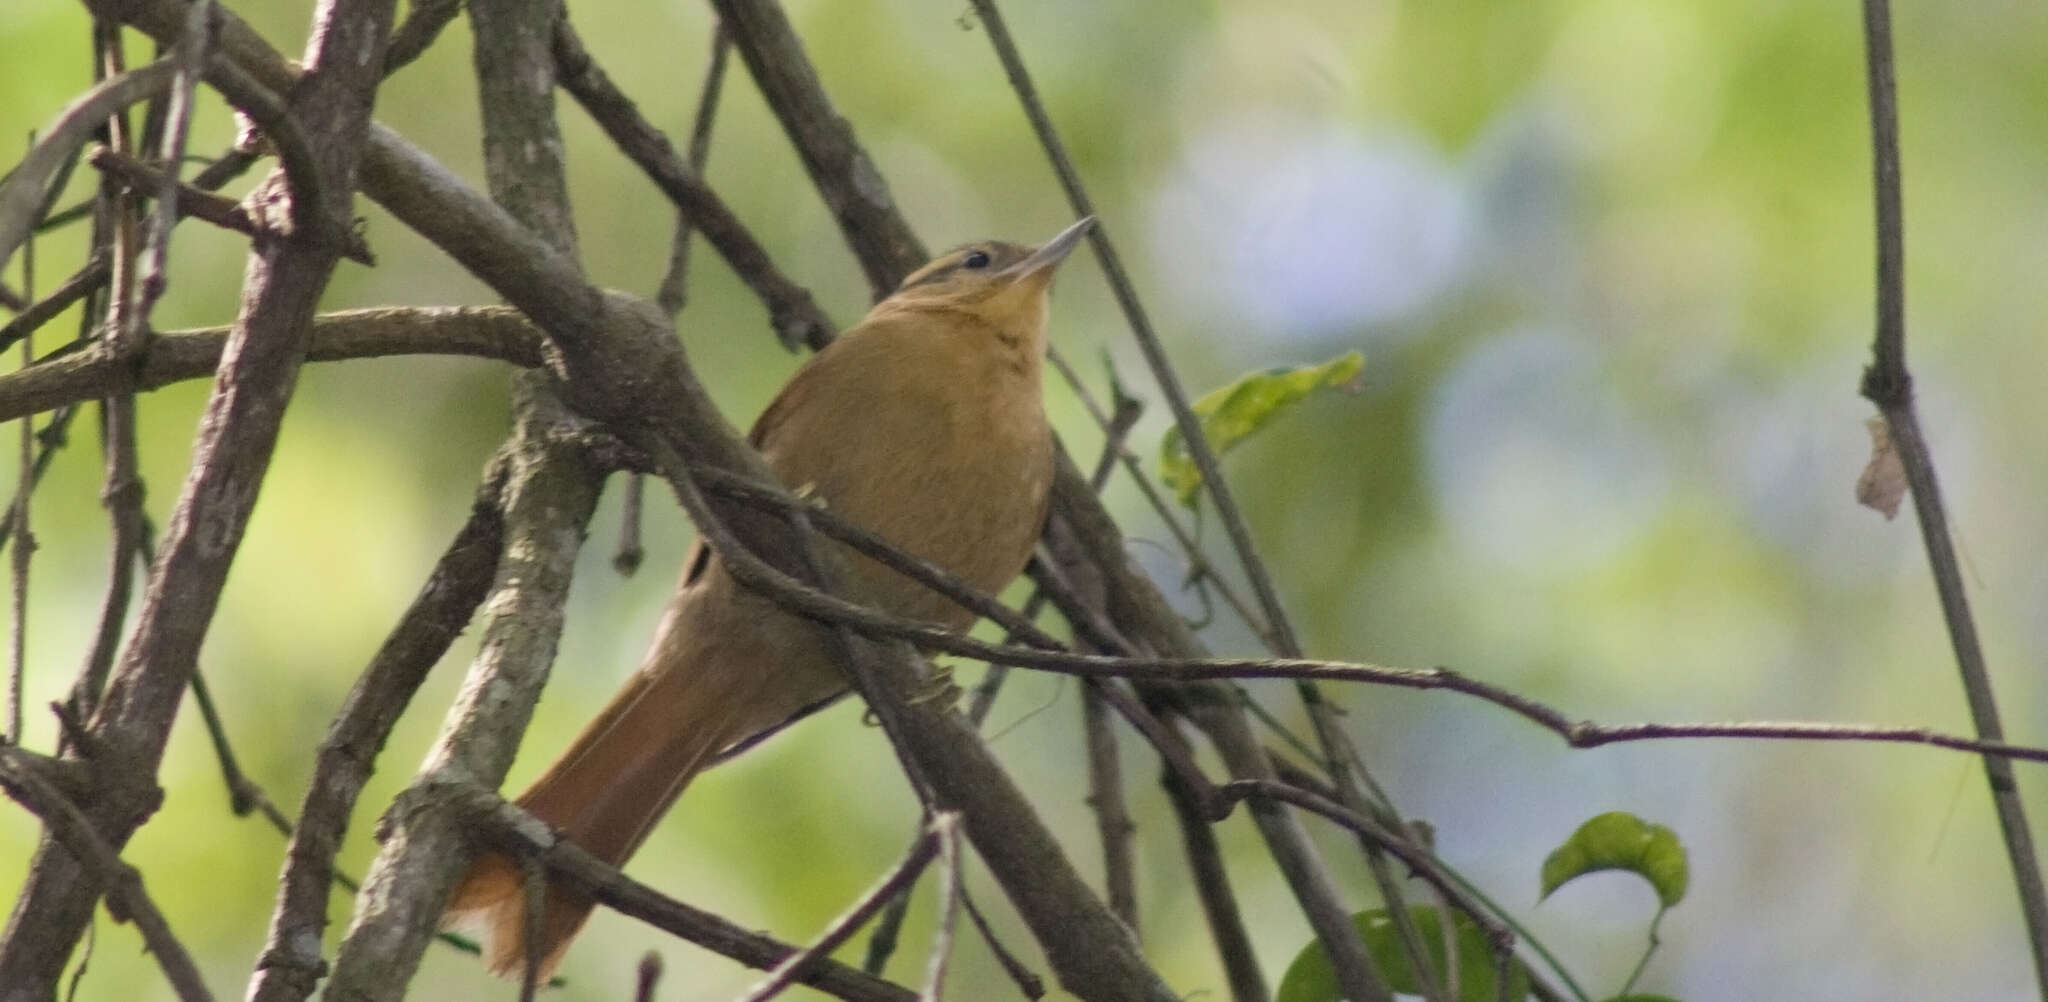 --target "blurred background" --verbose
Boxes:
[5,0,2048,999]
